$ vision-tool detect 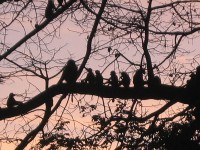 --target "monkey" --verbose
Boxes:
[186,66,200,91]
[133,68,146,88]
[186,73,196,89]
[58,59,78,84]
[45,0,56,19]
[186,65,200,90]
[186,66,200,100]
[82,68,95,85]
[195,65,200,87]
[119,72,131,88]
[7,93,23,108]
[196,66,200,76]
[149,76,161,88]
[107,71,119,87]
[153,76,161,86]
[95,70,103,86]
[195,66,200,89]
